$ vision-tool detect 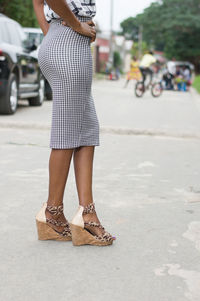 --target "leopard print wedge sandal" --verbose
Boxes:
[70,203,114,246]
[36,202,72,241]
